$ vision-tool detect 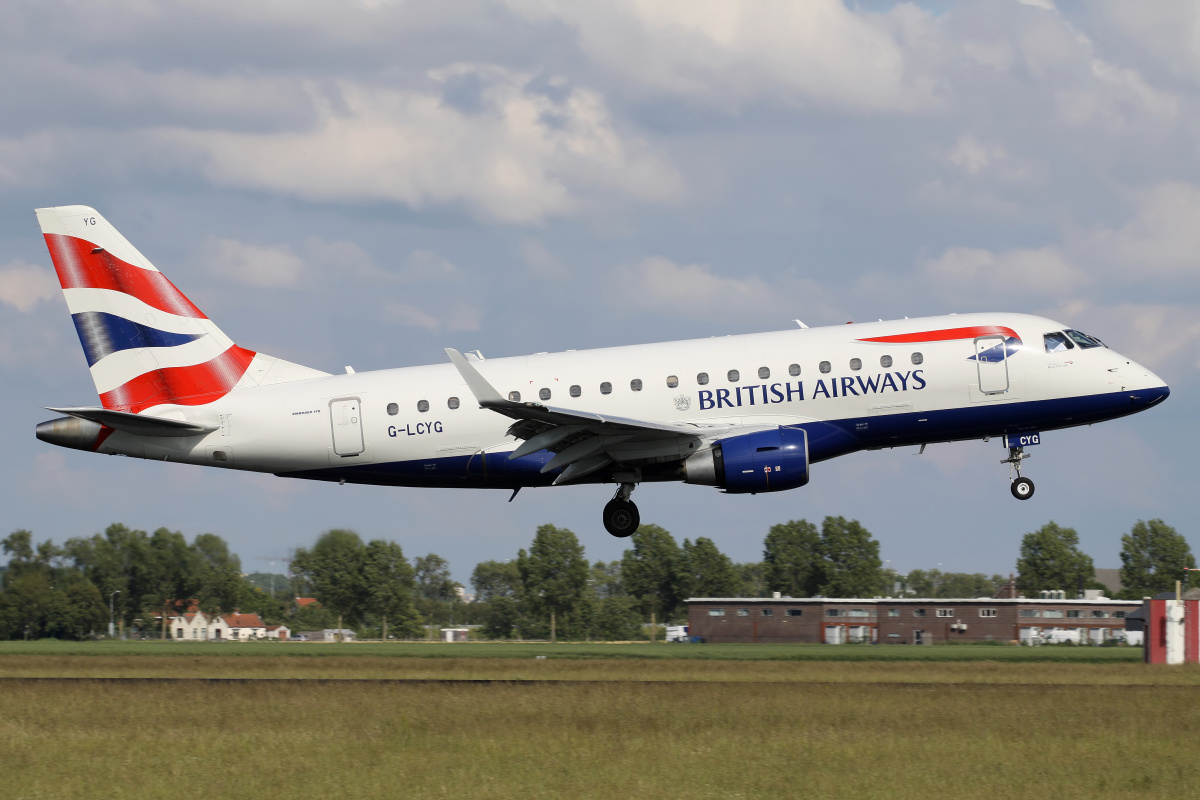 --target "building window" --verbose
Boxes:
[758,366,770,379]
[539,388,551,401]
[570,385,581,398]
[936,609,954,618]
[509,391,521,402]
[844,609,870,618]
[789,364,801,376]
[819,361,831,373]
[887,609,900,617]
[1091,610,1110,618]
[826,609,841,617]
[761,609,774,617]
[727,369,740,382]
[600,382,612,395]
[737,609,750,617]
[1114,611,1126,619]
[979,609,997,618]
[786,609,802,617]
[417,400,429,412]
[1043,609,1064,618]
[880,355,893,368]
[386,403,399,416]
[912,609,926,617]
[630,379,643,391]
[448,397,460,409]
[697,372,709,385]
[849,358,862,371]
[911,352,924,365]
[1066,610,1083,618]
[666,375,679,388]
[708,608,725,617]
[1020,609,1040,618]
